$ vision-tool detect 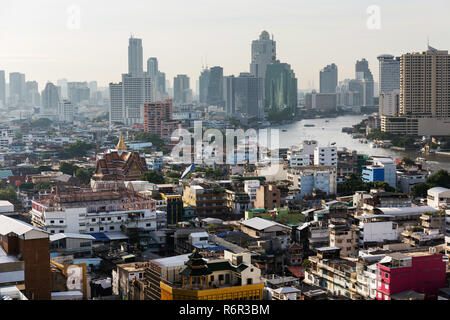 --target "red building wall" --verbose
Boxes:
[377,254,446,300]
